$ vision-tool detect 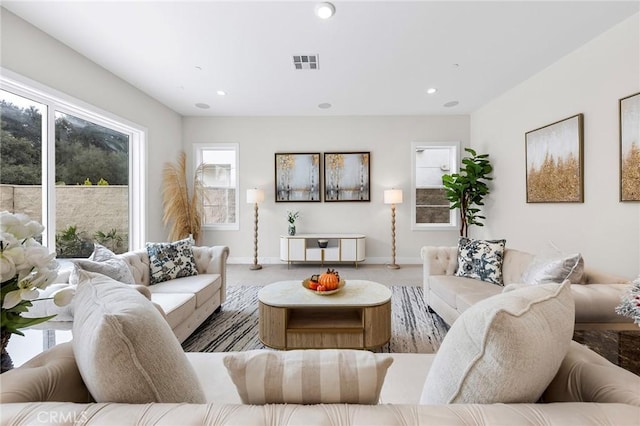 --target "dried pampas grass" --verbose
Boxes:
[162,151,204,243]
